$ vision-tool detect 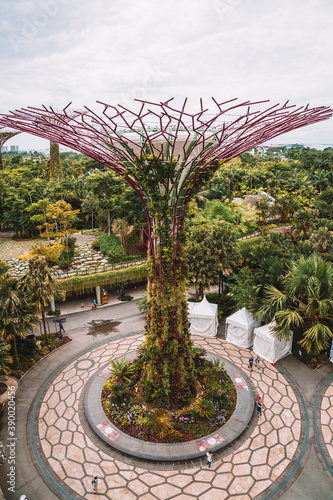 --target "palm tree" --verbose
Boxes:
[21,256,63,344]
[213,221,240,303]
[290,207,319,241]
[0,273,38,363]
[0,341,13,374]
[259,255,333,355]
[310,227,333,254]
[311,170,331,193]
